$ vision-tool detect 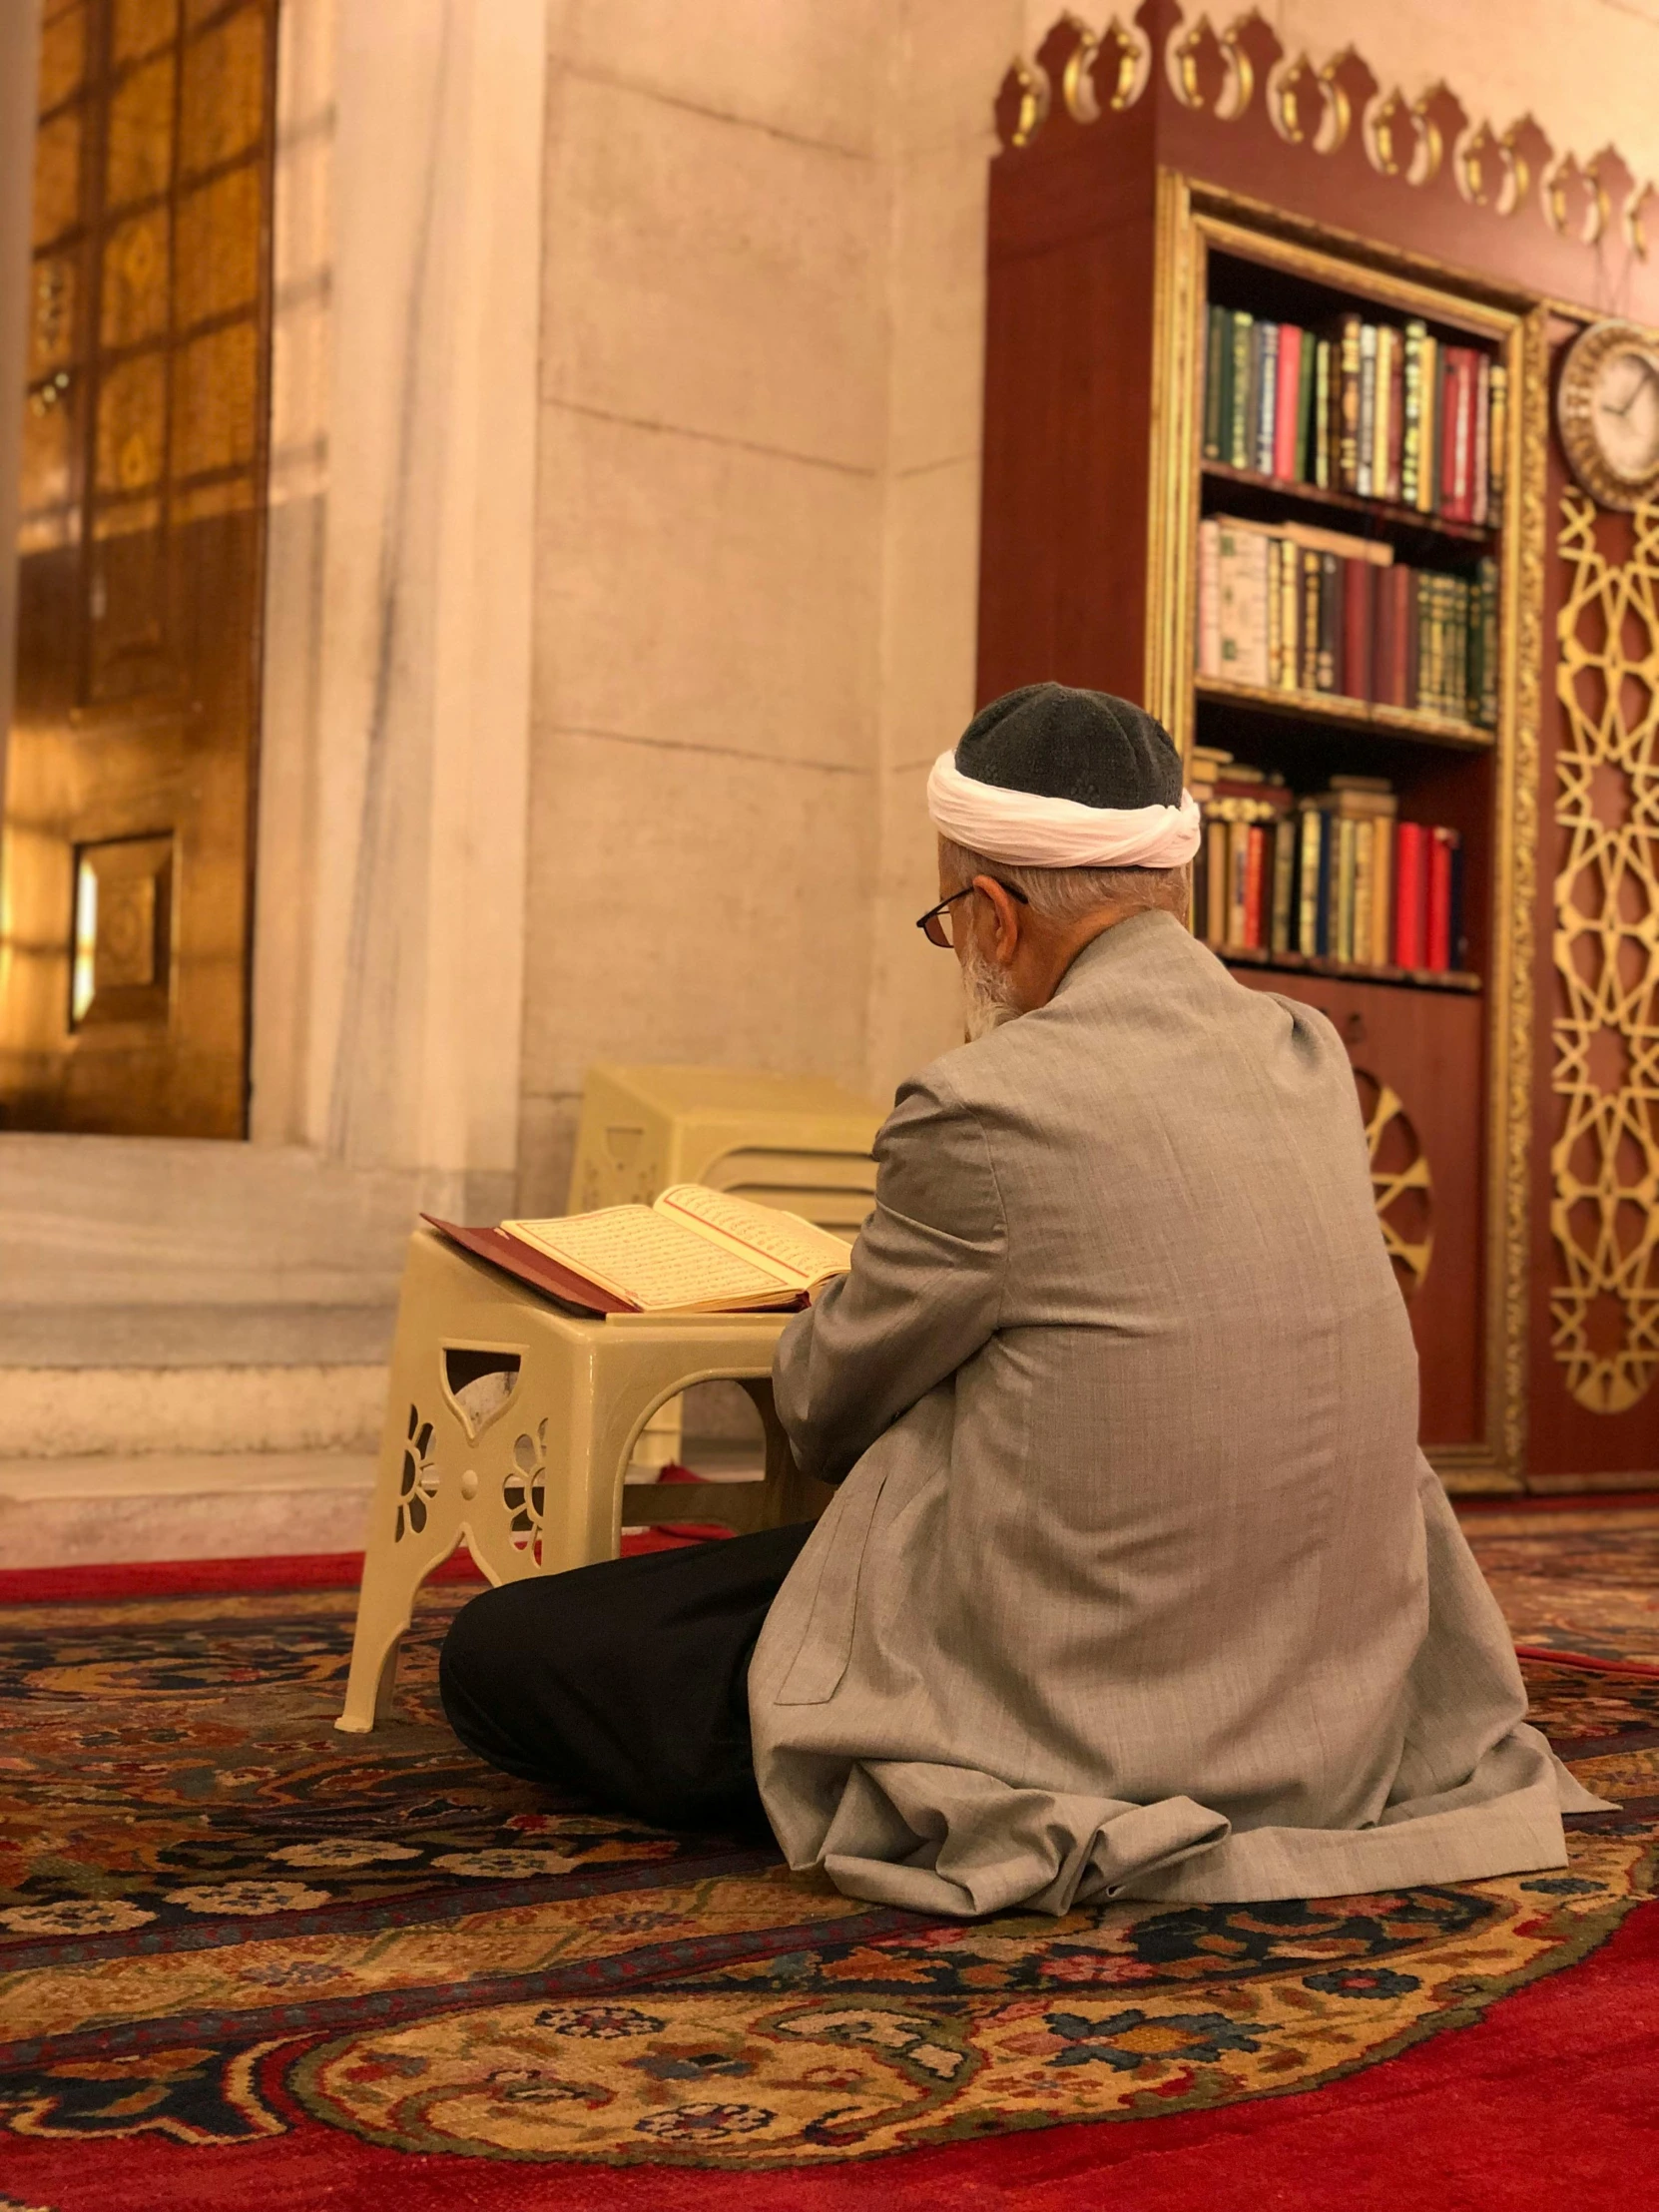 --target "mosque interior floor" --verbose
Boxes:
[0,1498,1654,2210]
